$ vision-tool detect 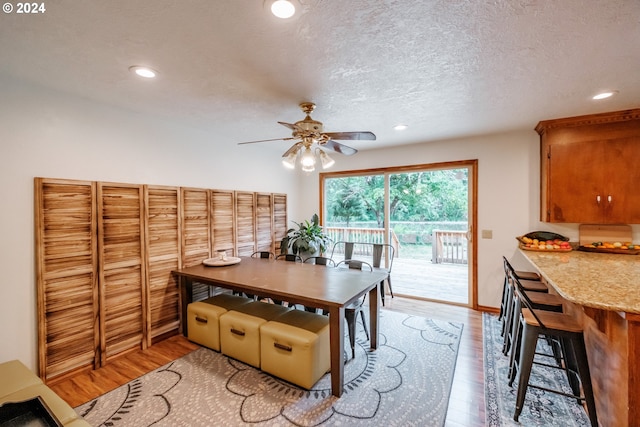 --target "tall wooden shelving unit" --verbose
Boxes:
[35,177,287,381]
